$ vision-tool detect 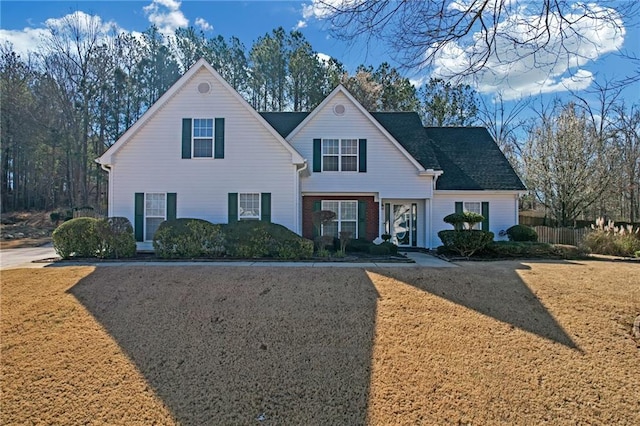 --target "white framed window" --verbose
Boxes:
[239,193,260,220]
[322,138,358,171]
[145,193,166,240]
[321,200,358,238]
[464,201,482,230]
[193,118,213,158]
